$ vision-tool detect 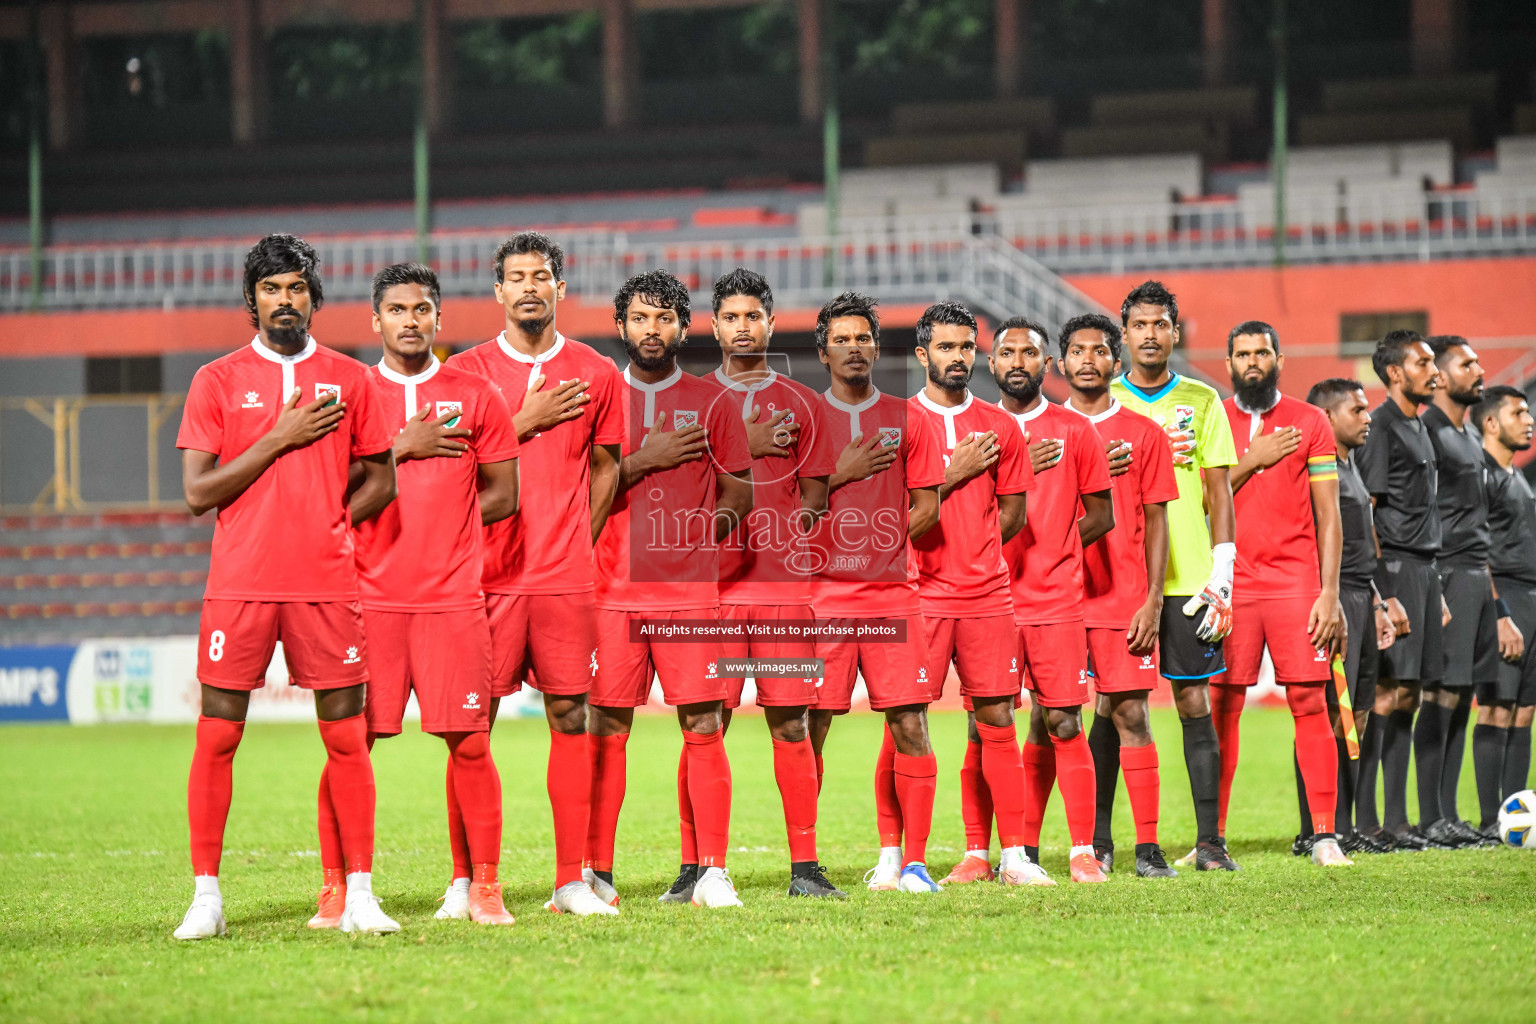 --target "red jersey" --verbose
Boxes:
[909,391,1034,618]
[353,360,520,612]
[1065,400,1180,628]
[594,366,753,612]
[448,332,626,595]
[1224,393,1338,599]
[813,389,947,618]
[709,368,840,606]
[176,336,394,602]
[1003,400,1112,625]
